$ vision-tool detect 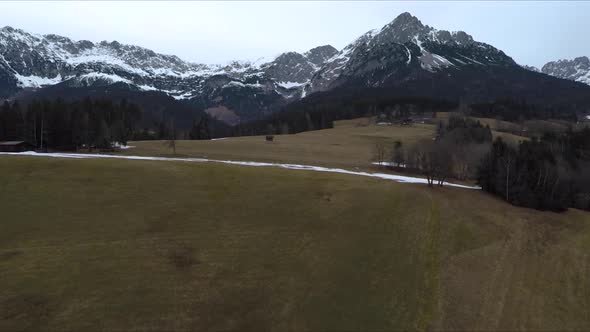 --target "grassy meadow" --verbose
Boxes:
[1,155,590,331]
[124,119,437,170]
[1,116,588,331]
[124,116,527,170]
